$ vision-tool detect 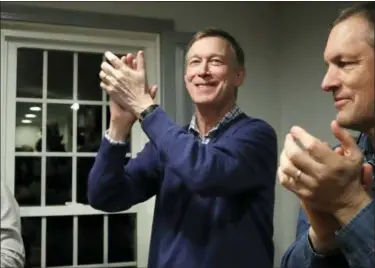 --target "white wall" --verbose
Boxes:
[8,1,358,266]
